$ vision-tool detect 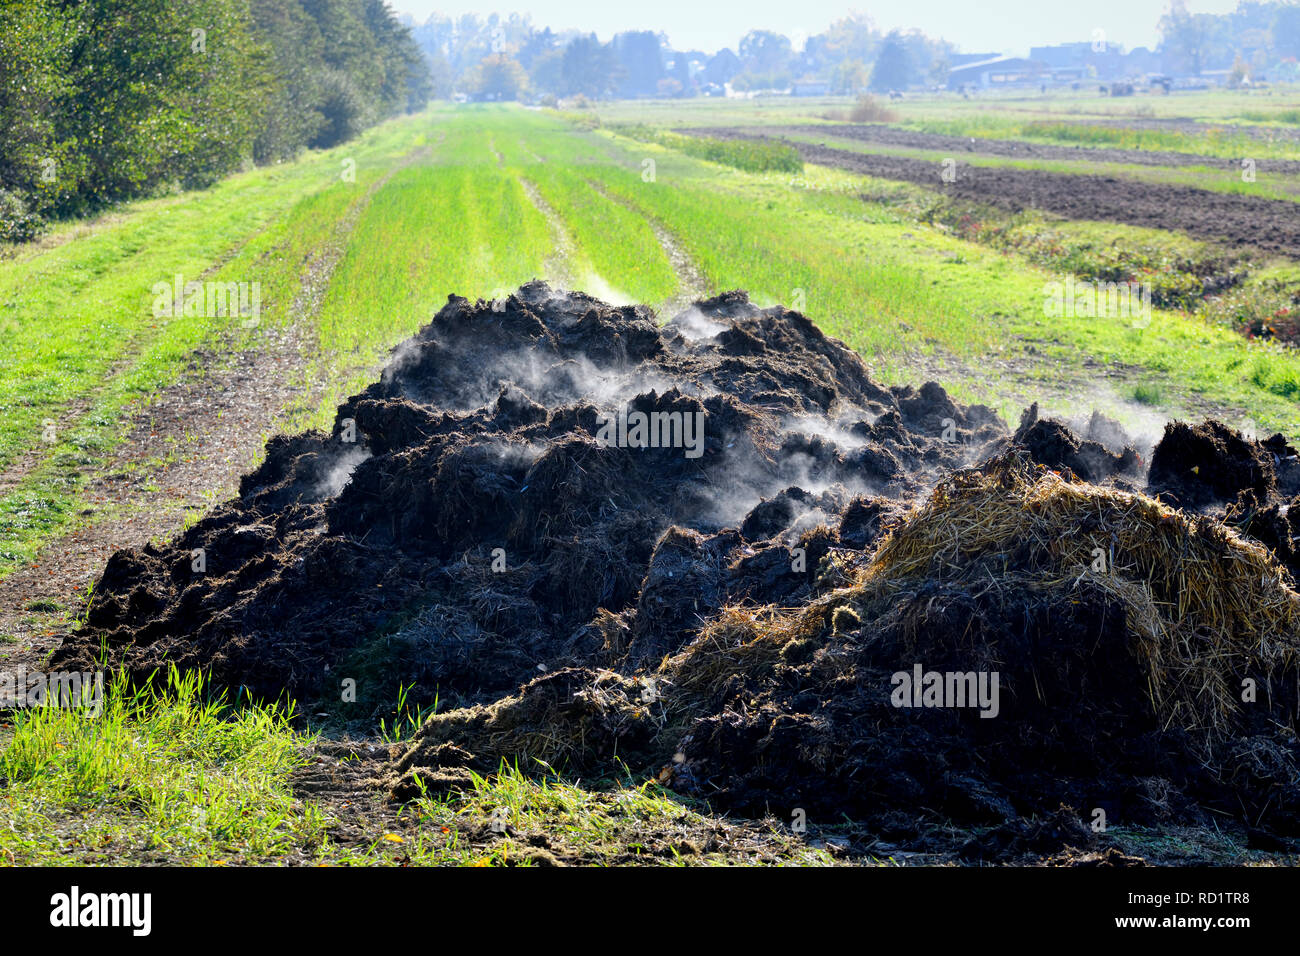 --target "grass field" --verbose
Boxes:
[3,90,1300,866]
